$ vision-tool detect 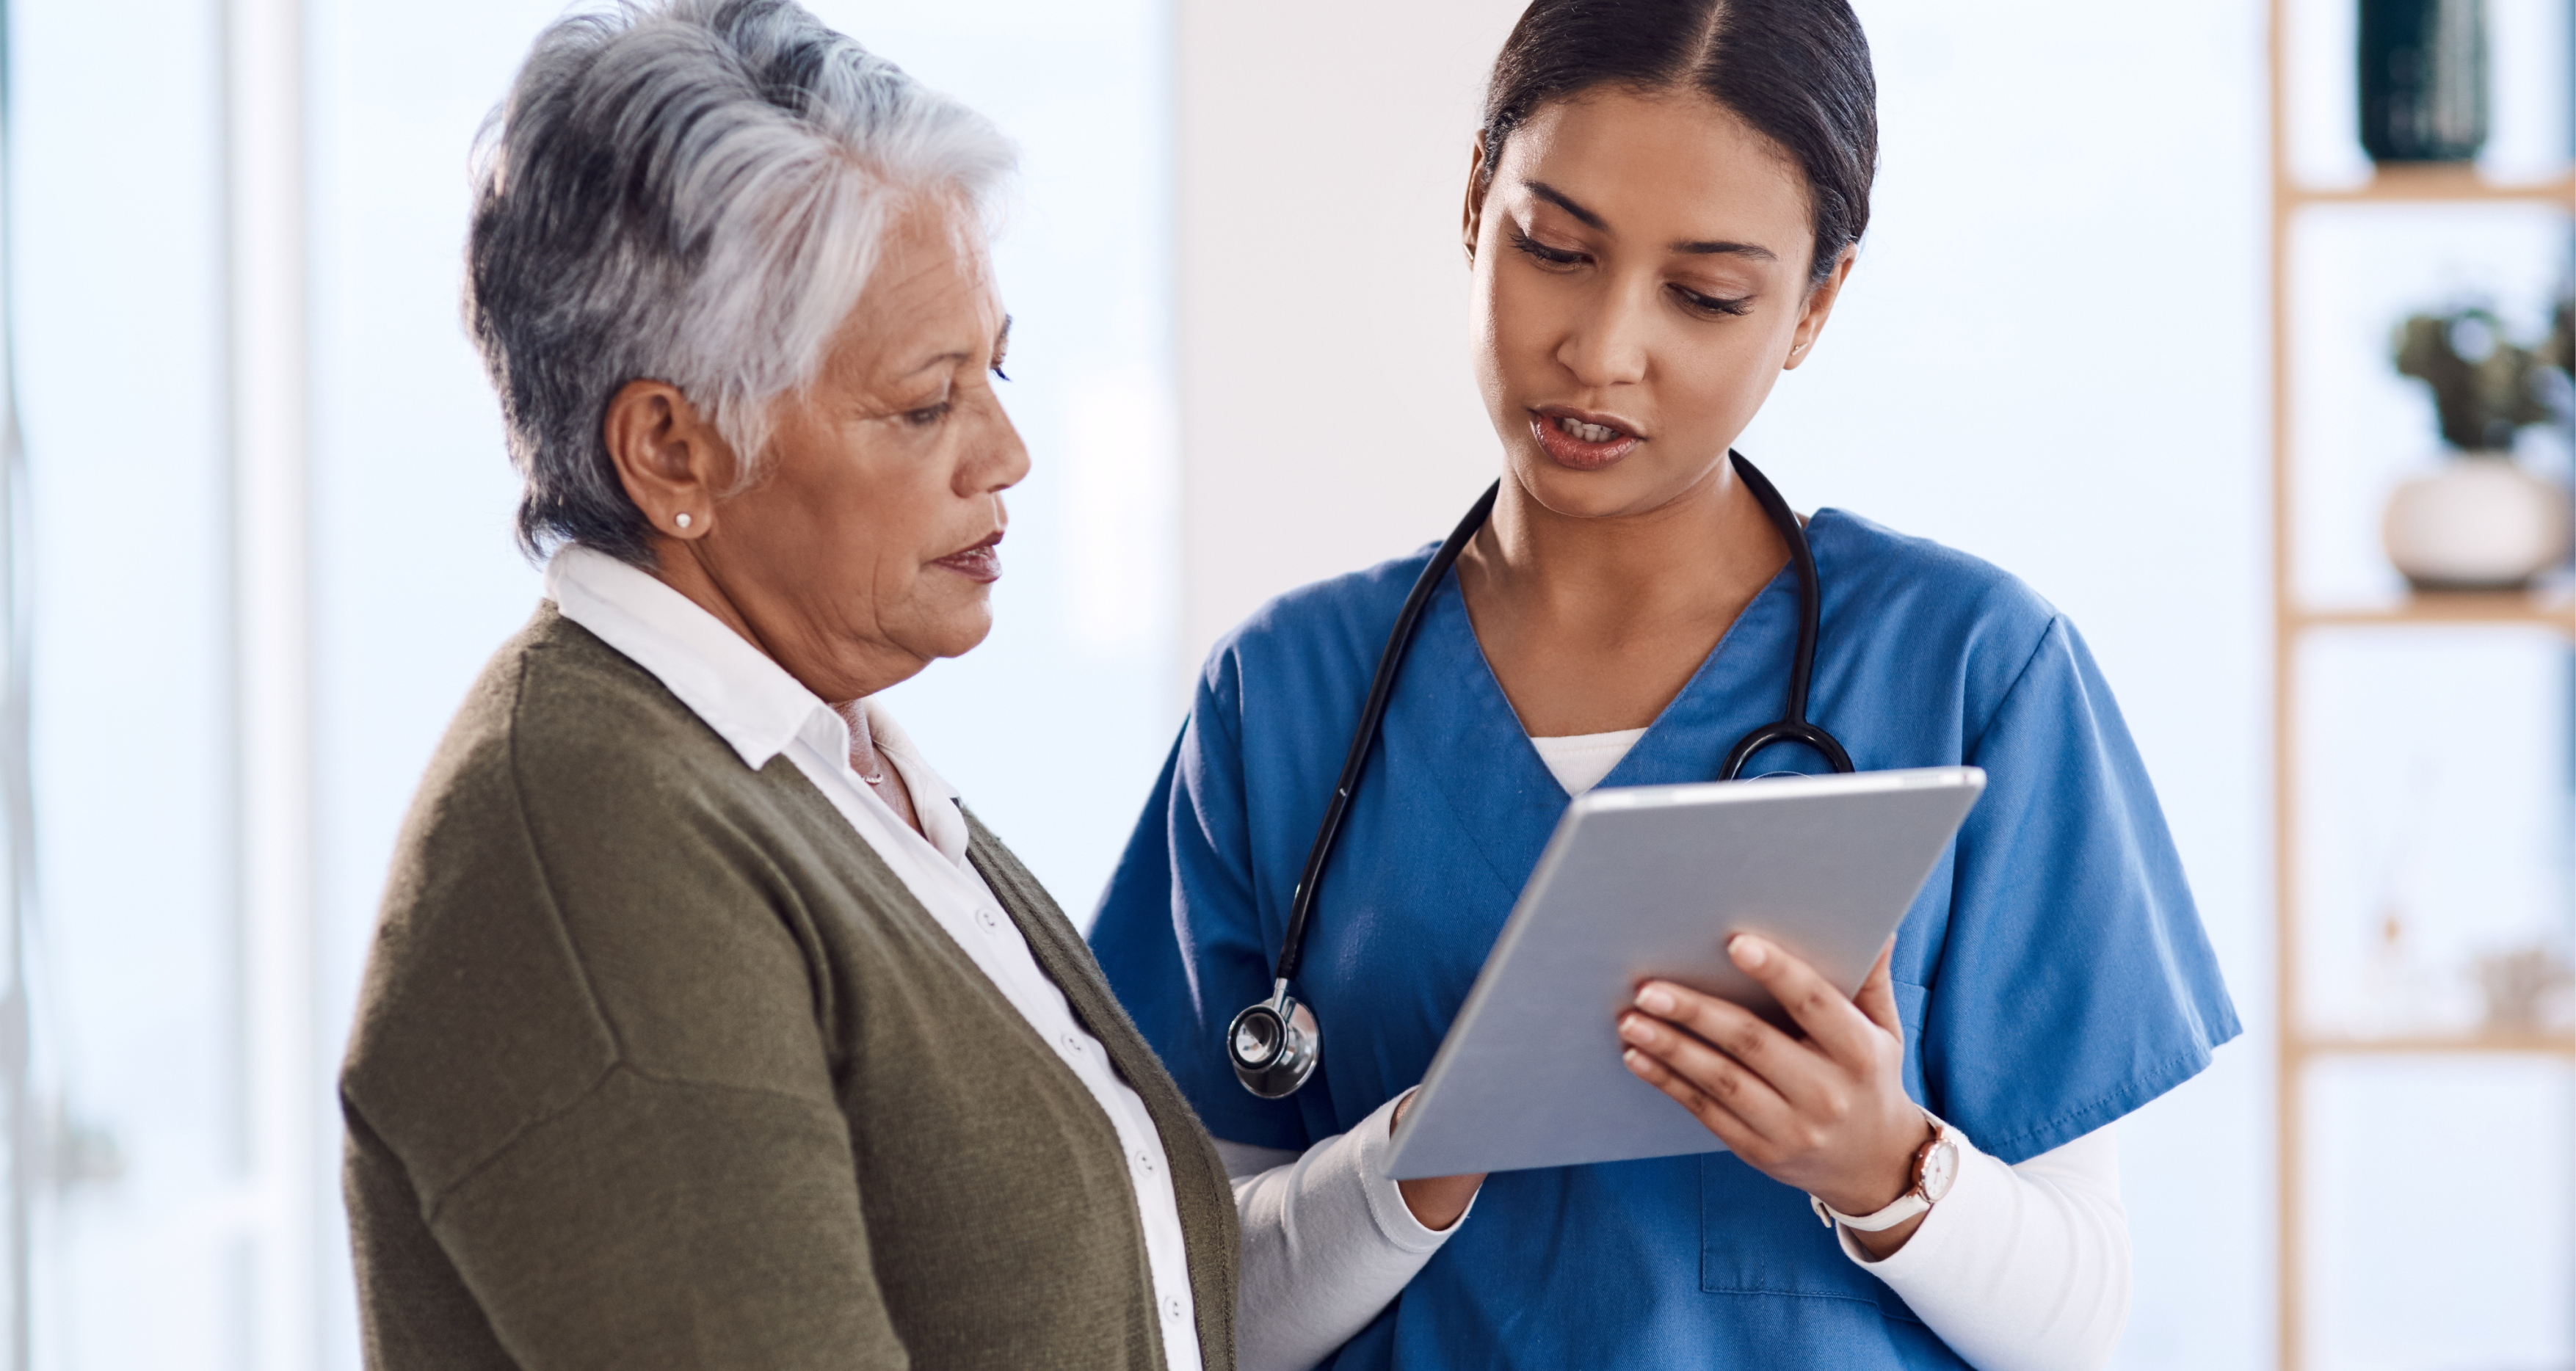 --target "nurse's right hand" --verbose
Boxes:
[1390,1091,1482,1231]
